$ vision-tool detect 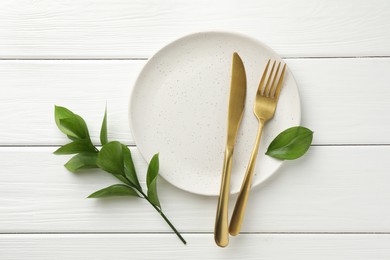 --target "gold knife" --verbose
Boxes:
[214,52,247,247]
